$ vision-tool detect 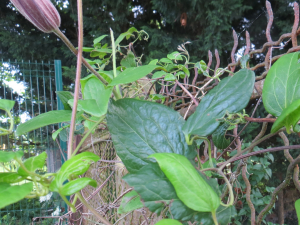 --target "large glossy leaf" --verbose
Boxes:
[183,69,255,137]
[108,65,157,86]
[0,173,25,183]
[150,153,220,212]
[170,200,197,221]
[17,152,47,176]
[60,178,97,196]
[107,98,196,173]
[80,75,112,116]
[123,162,178,214]
[16,110,72,136]
[0,151,23,162]
[271,98,300,134]
[56,91,73,110]
[155,219,183,225]
[212,123,231,149]
[194,205,237,225]
[0,99,15,112]
[263,52,300,117]
[117,190,144,214]
[0,182,33,209]
[49,152,100,192]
